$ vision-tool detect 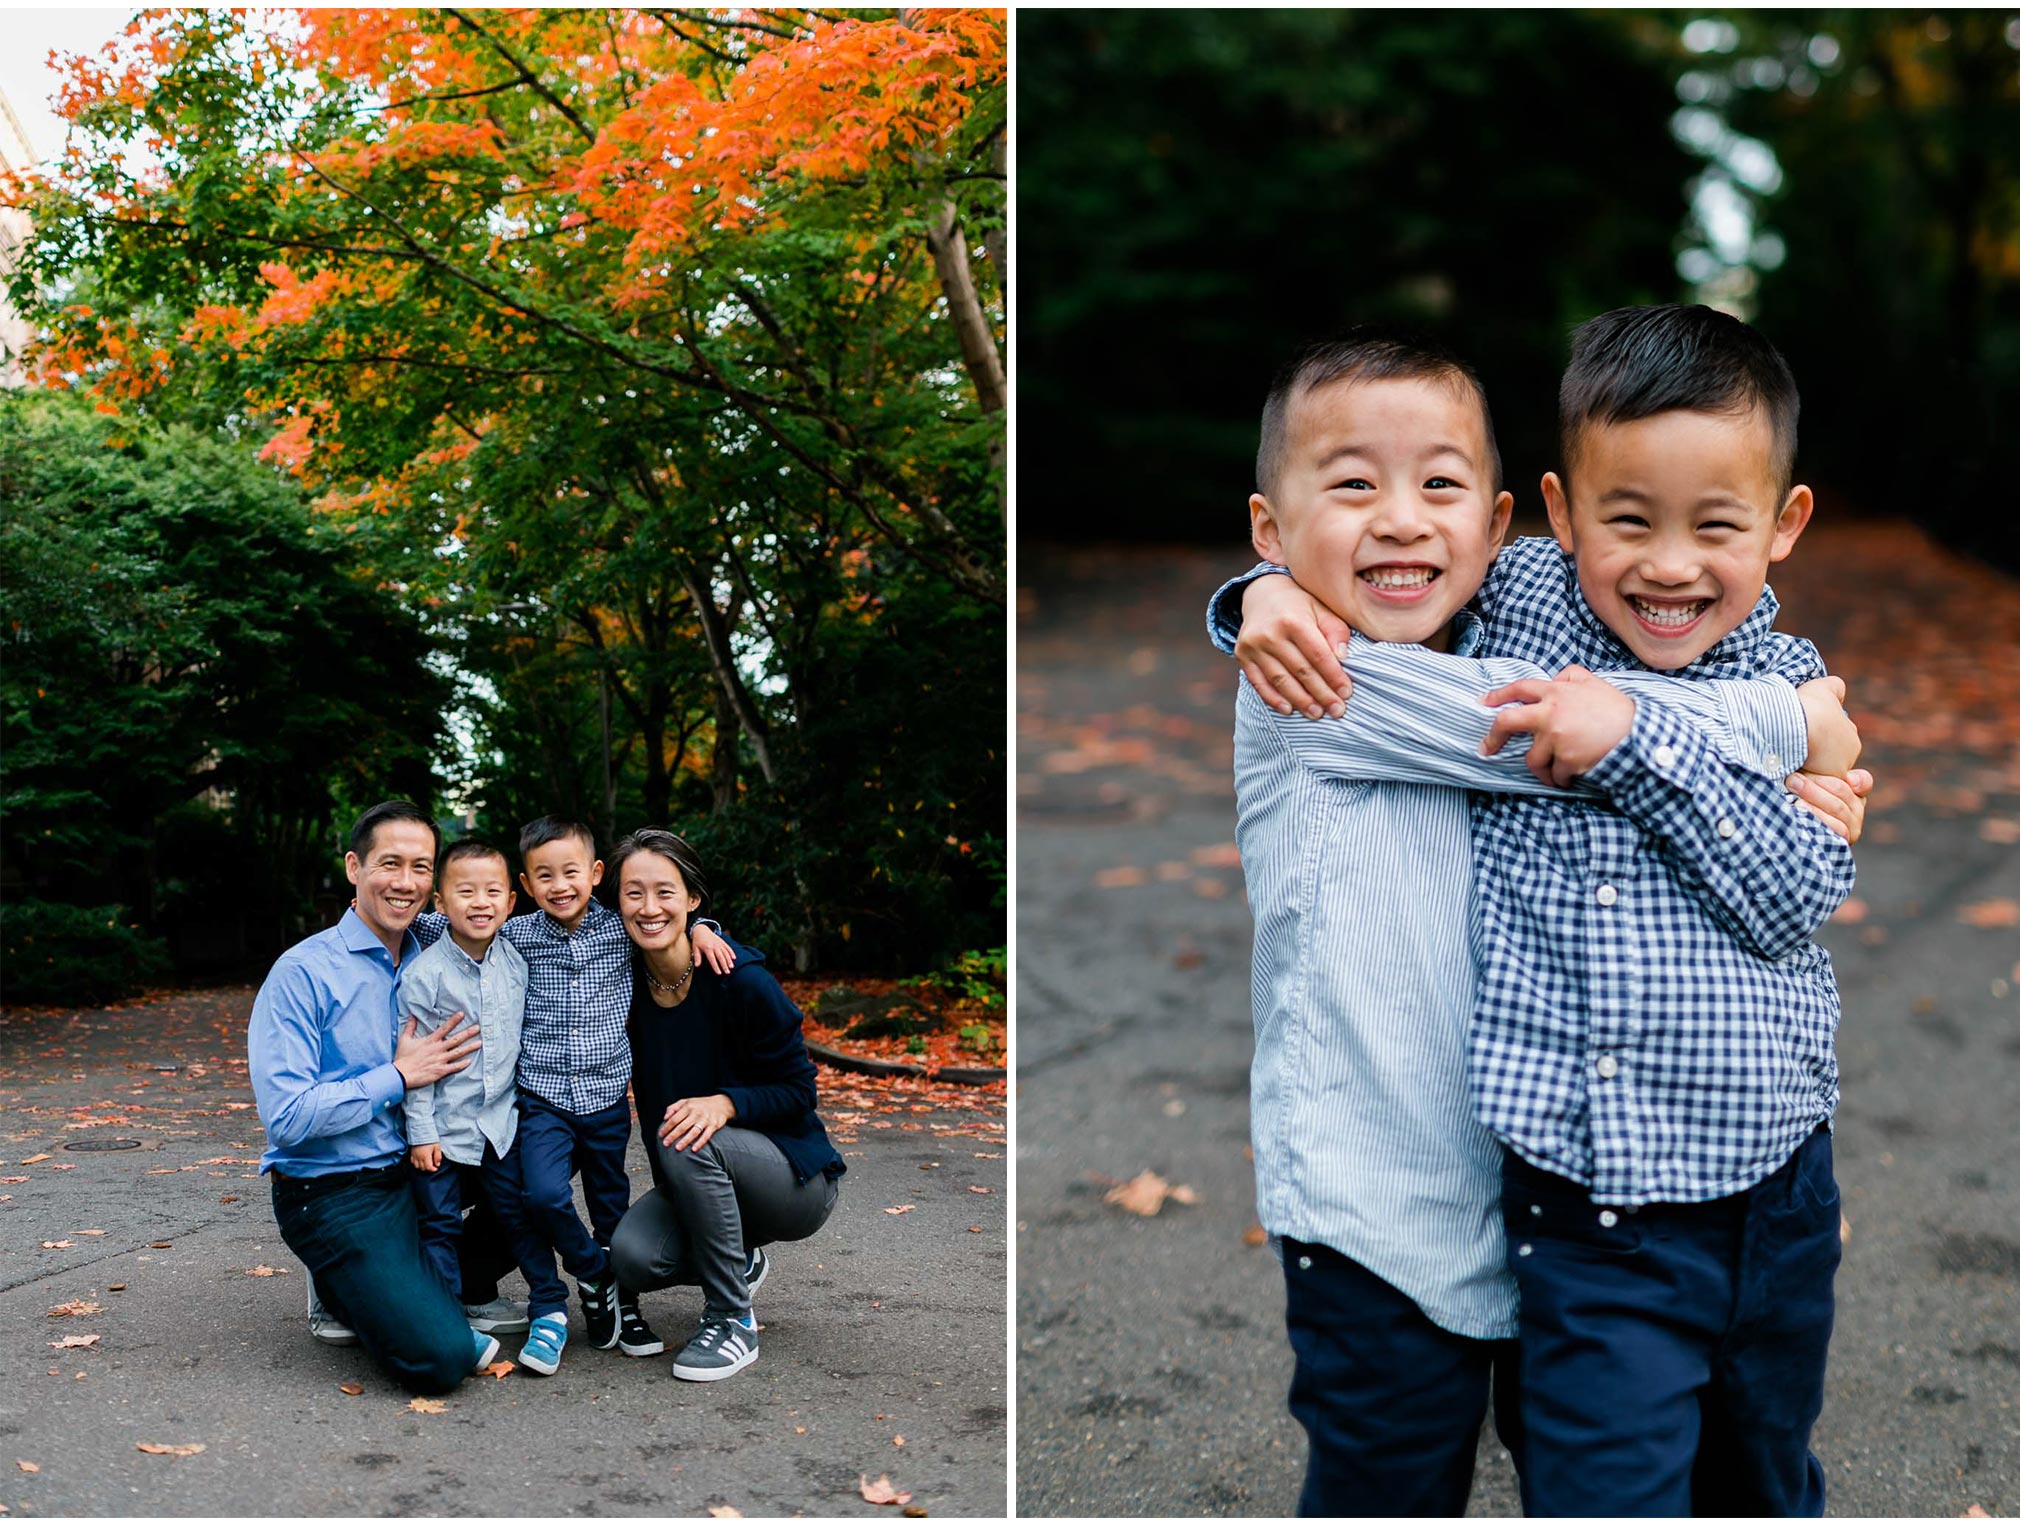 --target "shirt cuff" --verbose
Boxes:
[1708,677,1806,776]
[1205,560,1290,654]
[1581,697,1708,799]
[404,1118,439,1146]
[367,1063,407,1111]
